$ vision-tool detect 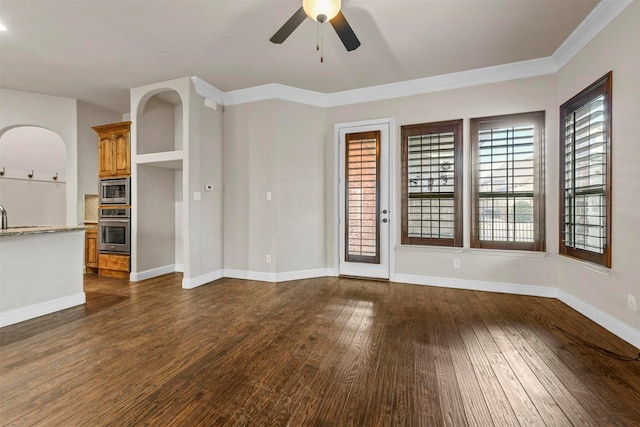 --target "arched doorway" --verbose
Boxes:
[0,126,67,226]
